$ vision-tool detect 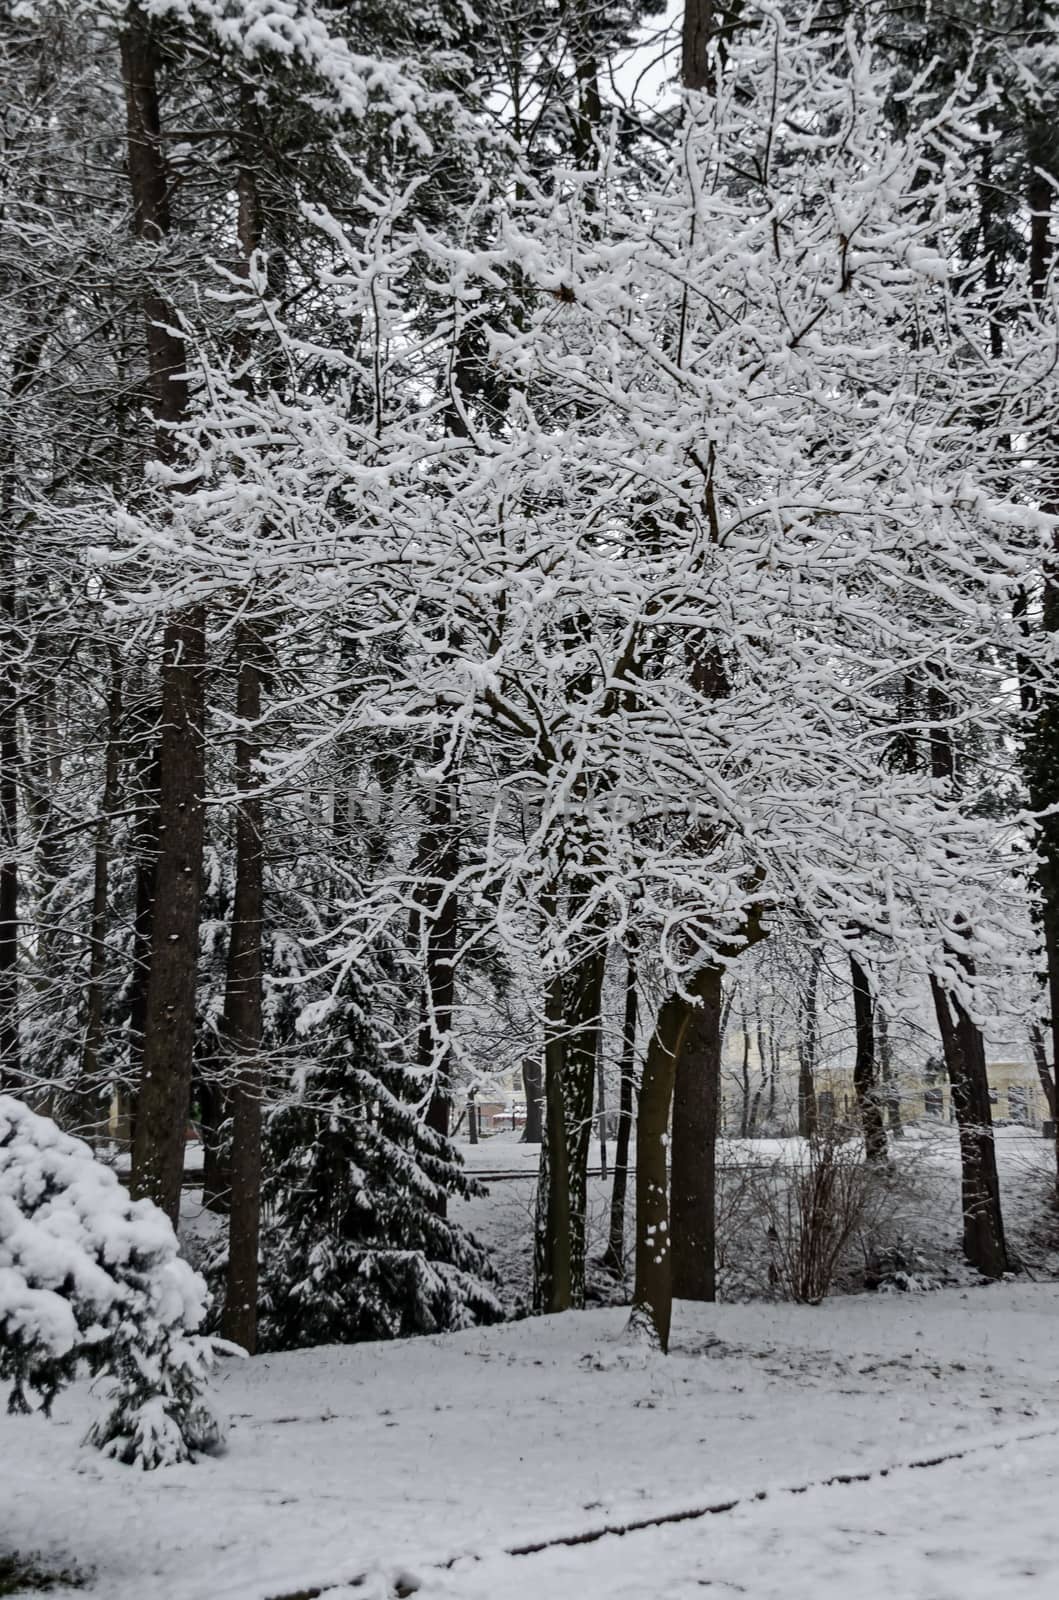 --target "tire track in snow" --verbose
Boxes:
[265,1420,1059,1600]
